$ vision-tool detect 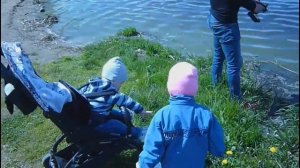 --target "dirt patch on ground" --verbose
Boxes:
[1,0,83,65]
